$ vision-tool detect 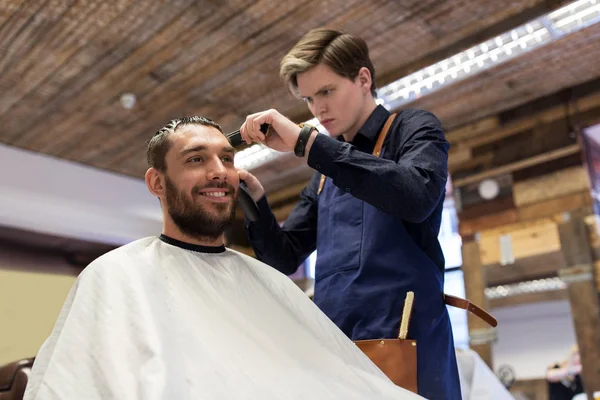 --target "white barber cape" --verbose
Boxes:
[25,236,423,400]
